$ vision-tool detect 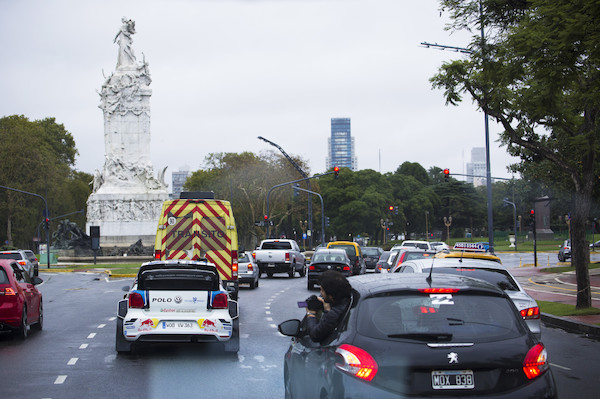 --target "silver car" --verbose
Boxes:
[238,251,259,289]
[0,250,38,278]
[393,257,542,338]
